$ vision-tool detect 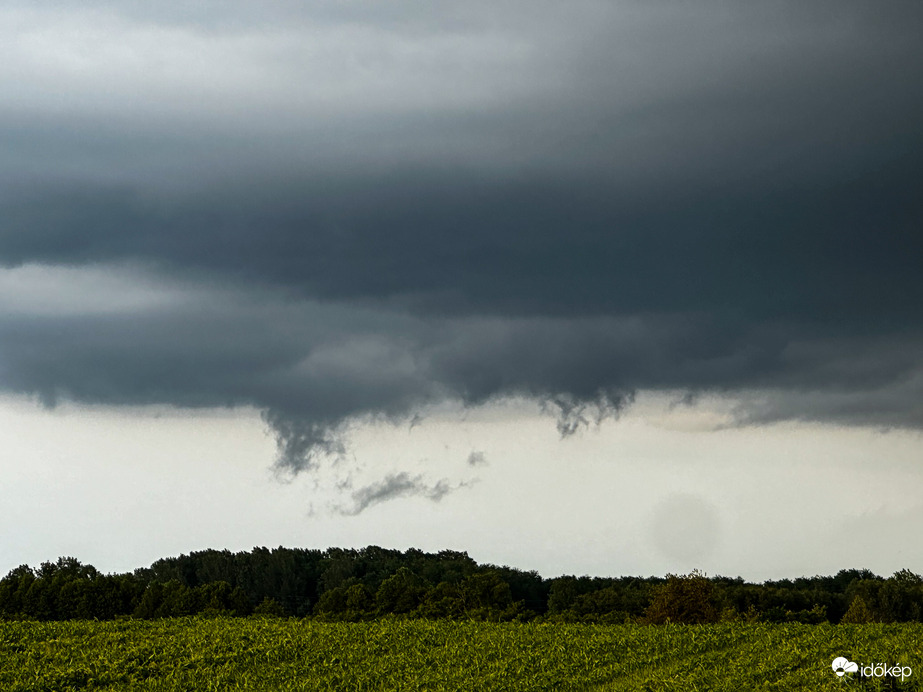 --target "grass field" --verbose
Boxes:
[2,618,921,691]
